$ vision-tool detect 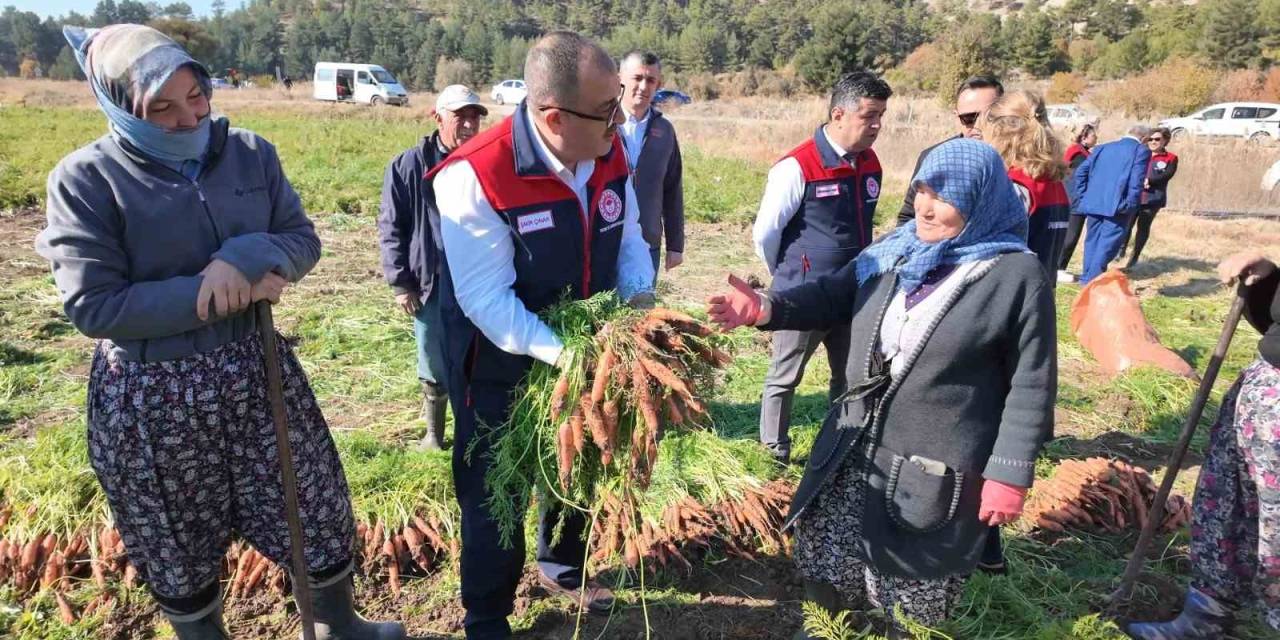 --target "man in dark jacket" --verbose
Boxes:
[1072,124,1152,284]
[897,75,1003,225]
[751,71,890,466]
[619,50,684,279]
[377,84,487,449]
